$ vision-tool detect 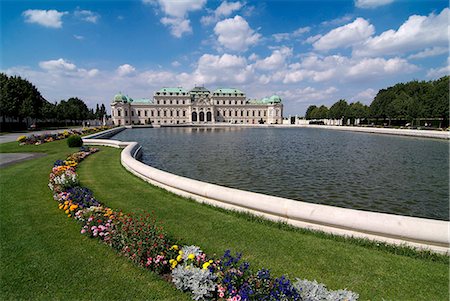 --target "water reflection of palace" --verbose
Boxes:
[110,86,283,126]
